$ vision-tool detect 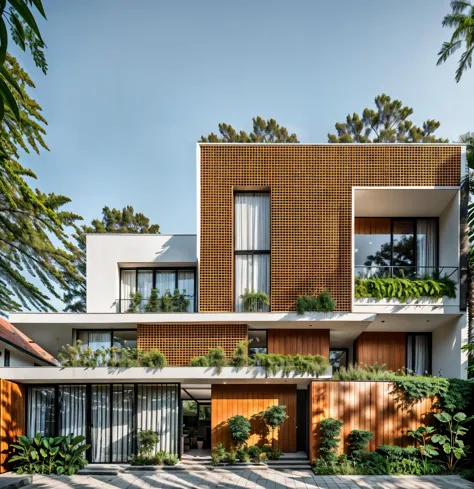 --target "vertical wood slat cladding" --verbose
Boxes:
[355,332,407,371]
[0,379,25,473]
[137,324,247,366]
[268,329,330,357]
[212,384,297,452]
[355,217,391,234]
[199,145,461,312]
[309,381,435,462]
